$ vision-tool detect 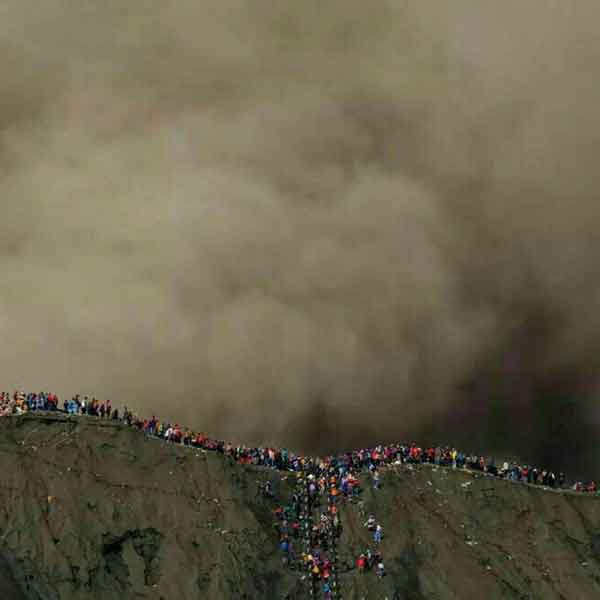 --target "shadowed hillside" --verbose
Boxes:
[1,413,600,599]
